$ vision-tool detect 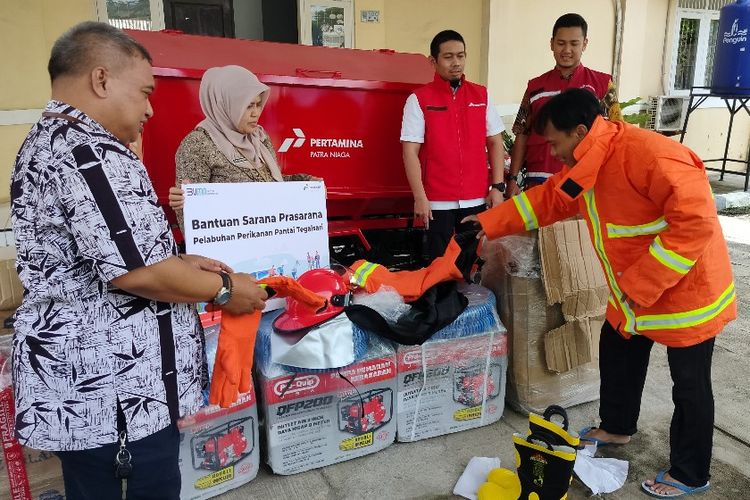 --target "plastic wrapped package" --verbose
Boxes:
[482,235,600,415]
[255,312,397,475]
[429,283,505,341]
[393,284,509,442]
[176,389,260,499]
[178,319,261,499]
[347,283,500,344]
[351,285,411,323]
[396,334,508,442]
[481,231,541,279]
[256,309,370,374]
